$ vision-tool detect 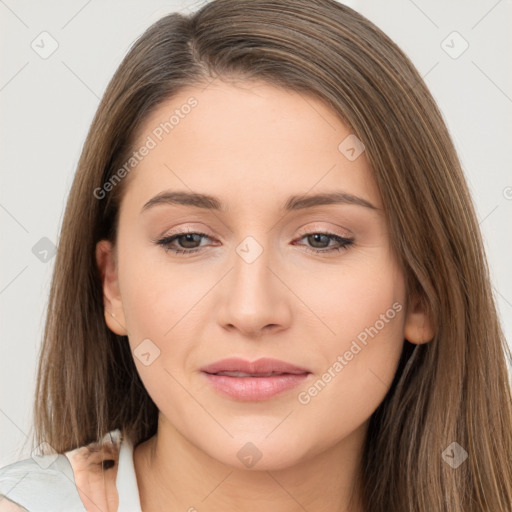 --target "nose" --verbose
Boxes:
[216,237,292,338]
